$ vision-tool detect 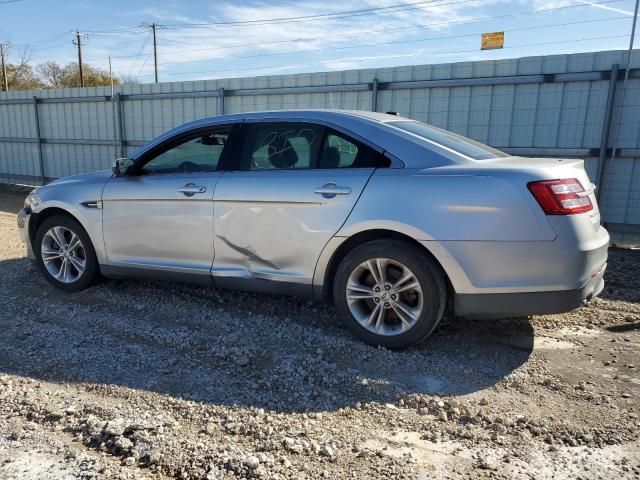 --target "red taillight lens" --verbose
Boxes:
[527,178,593,215]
